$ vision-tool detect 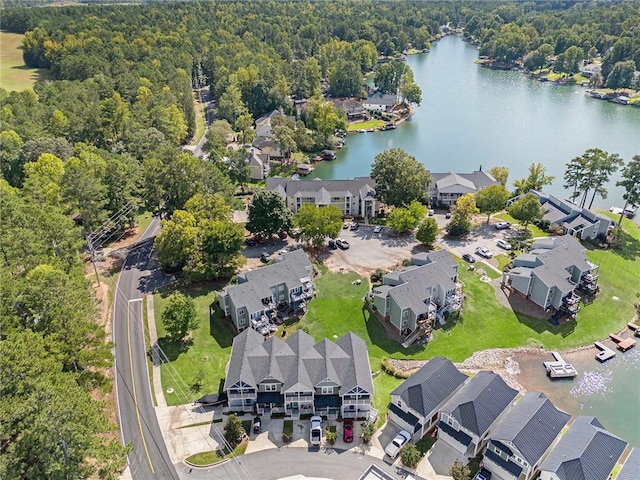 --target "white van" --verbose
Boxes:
[496,239,511,250]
